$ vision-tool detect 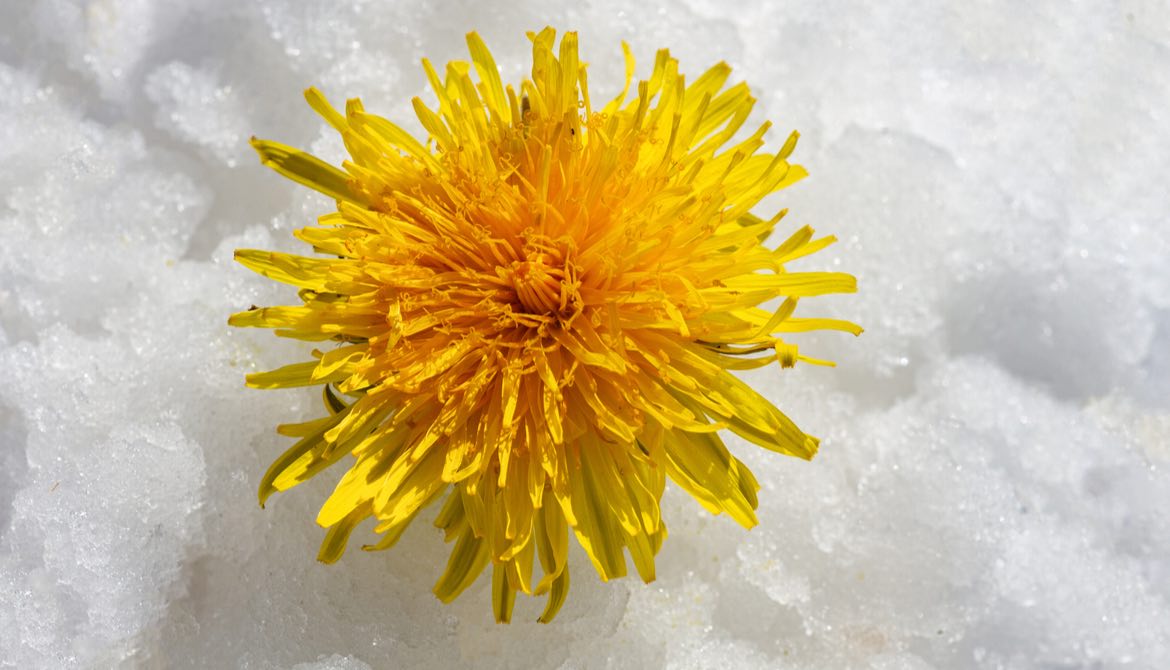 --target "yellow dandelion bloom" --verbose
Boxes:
[231,28,860,623]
